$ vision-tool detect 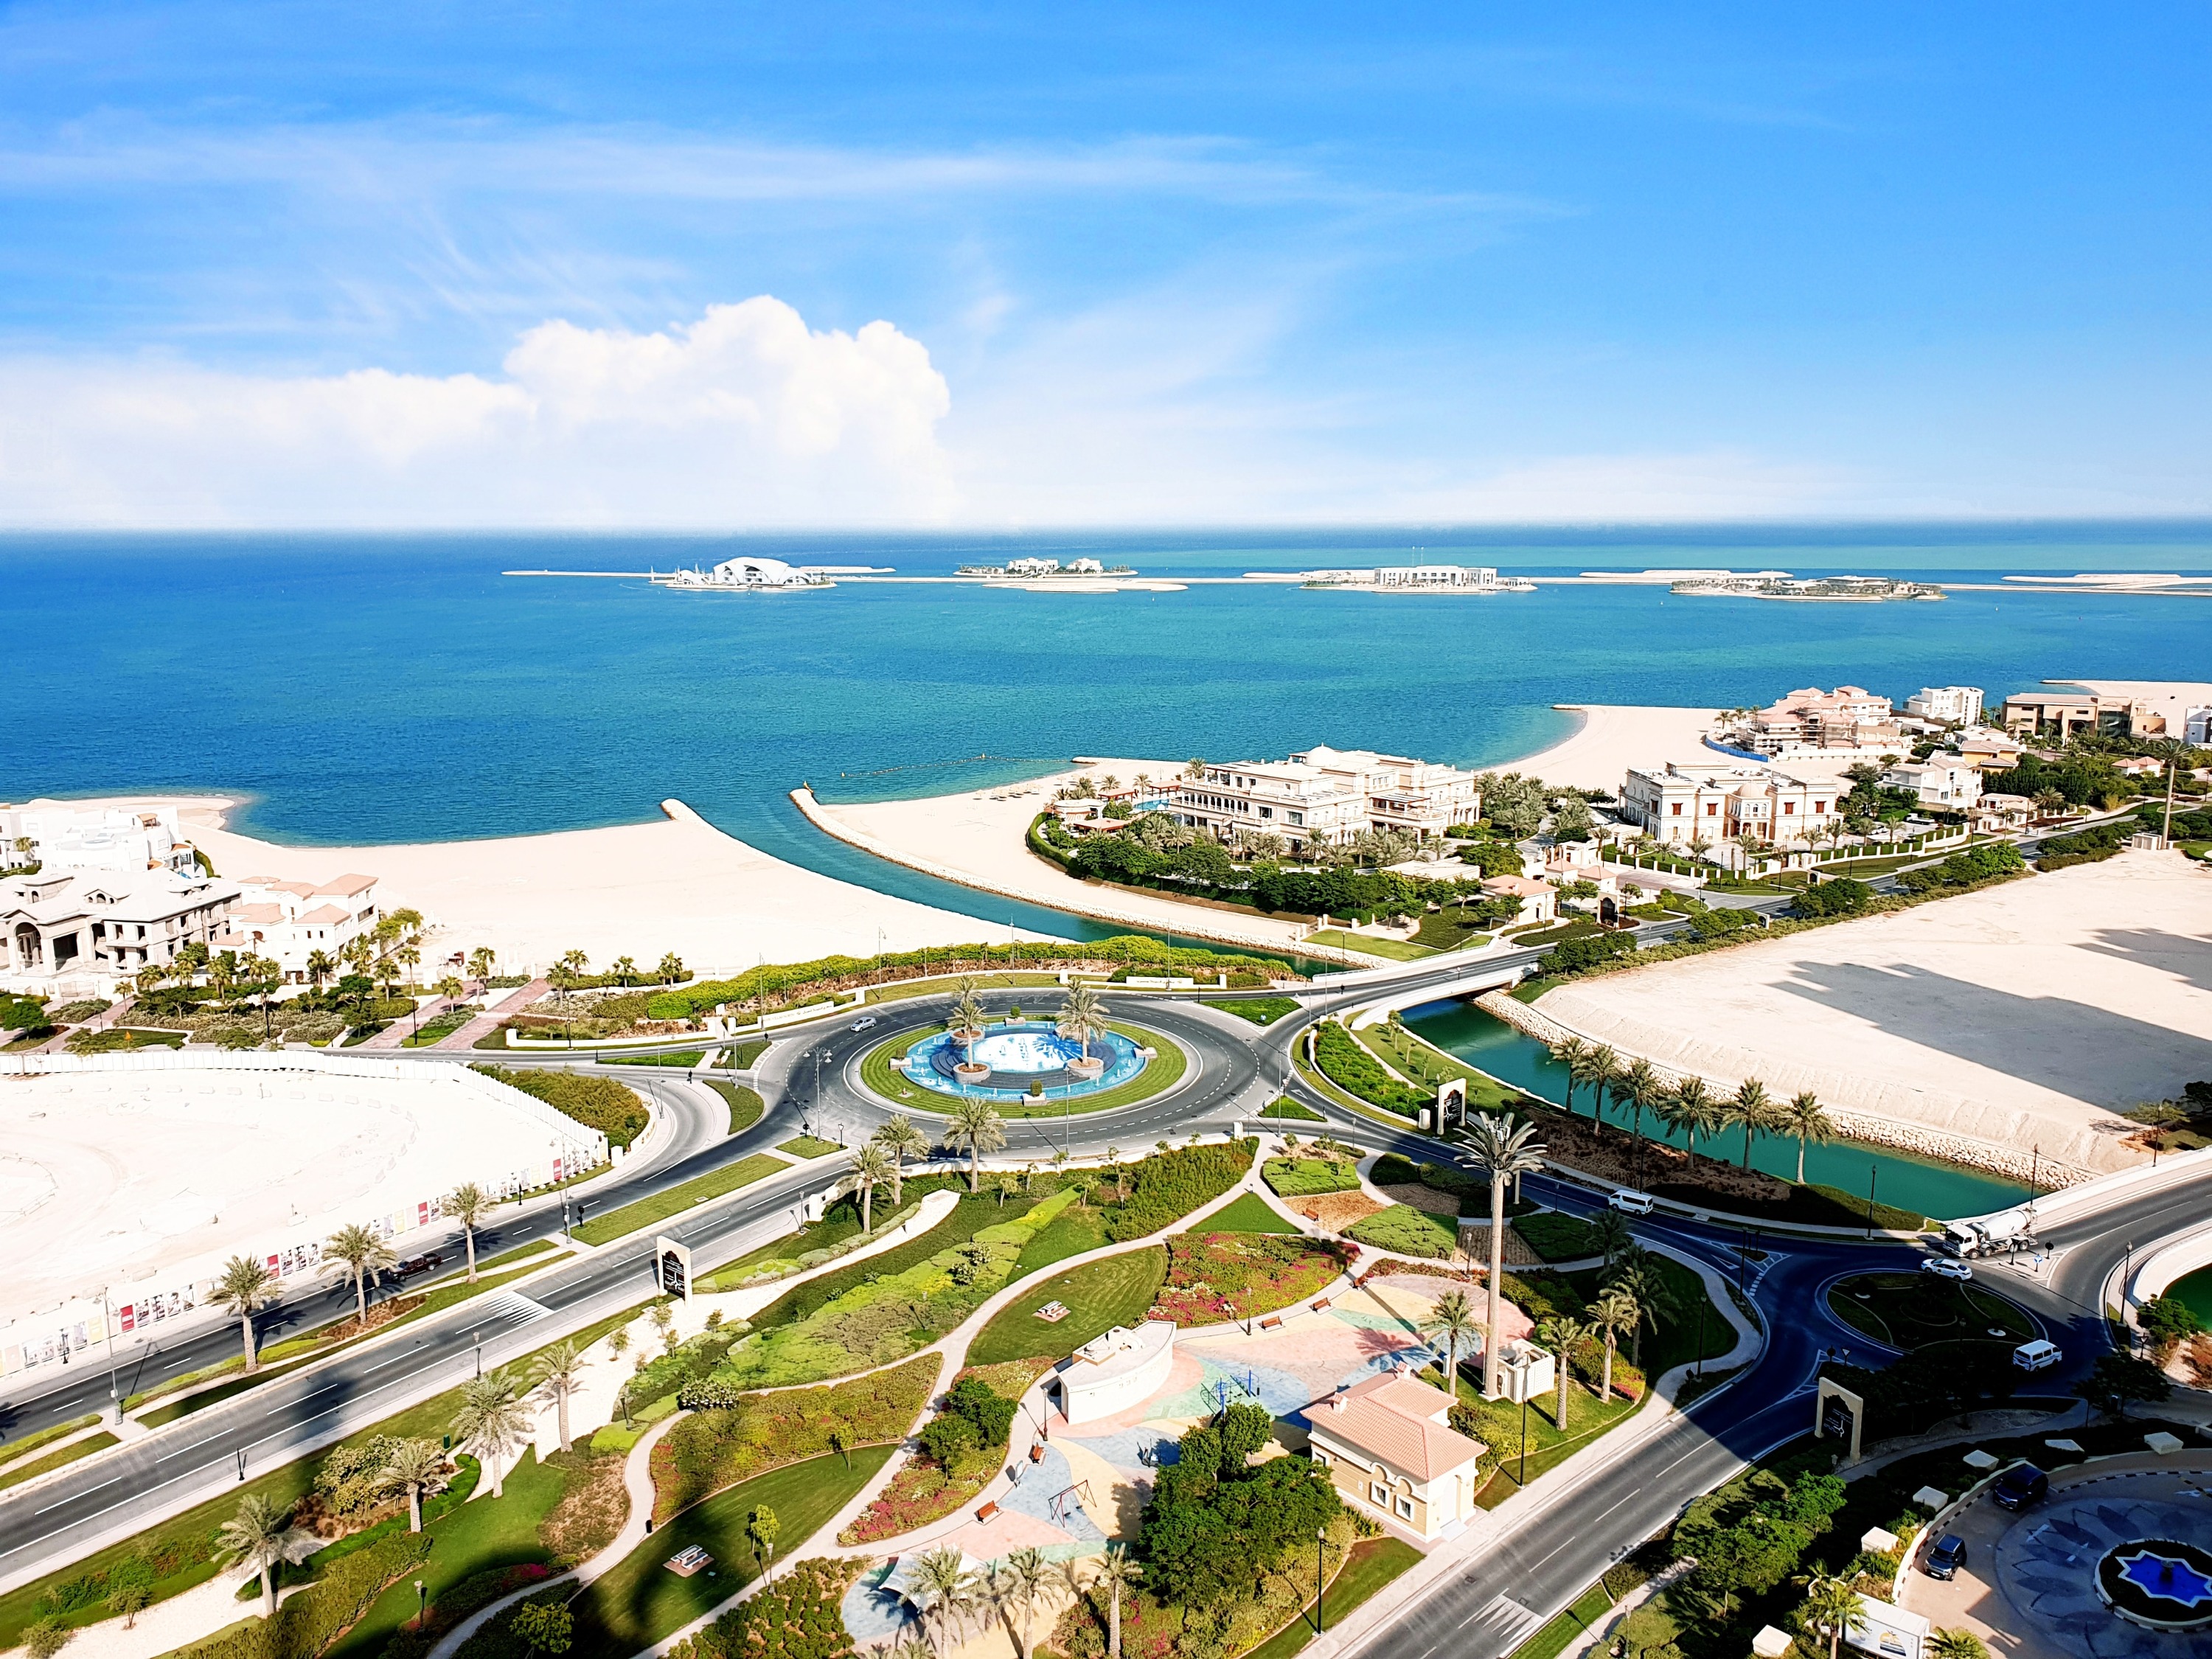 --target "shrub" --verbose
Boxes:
[942,1376,1019,1447]
[1346,1205,1458,1259]
[1099,1140,1256,1240]
[1537,931,1639,977]
[664,1558,863,1659]
[2033,822,2129,871]
[1312,1020,1426,1114]
[1793,878,1872,918]
[473,1067,648,1148]
[1261,1157,1361,1197]
[172,1530,431,1659]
